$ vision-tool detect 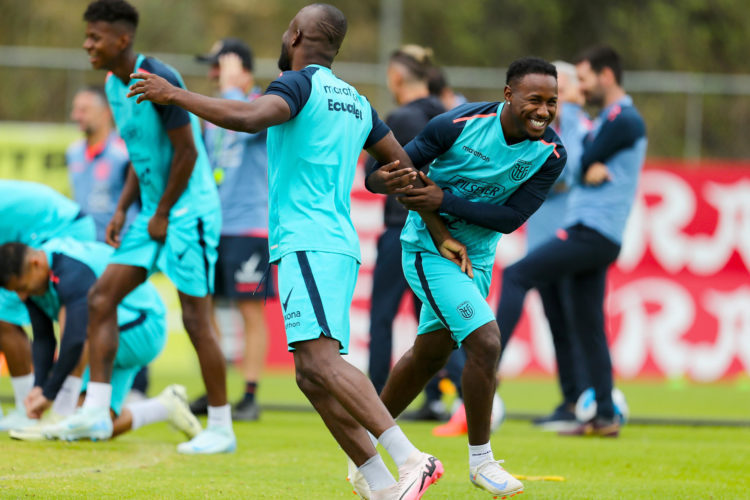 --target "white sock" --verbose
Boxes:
[378,426,417,467]
[207,404,232,429]
[127,398,169,430]
[359,454,397,491]
[367,430,378,448]
[469,442,494,468]
[11,374,34,409]
[52,376,83,416]
[82,382,112,411]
